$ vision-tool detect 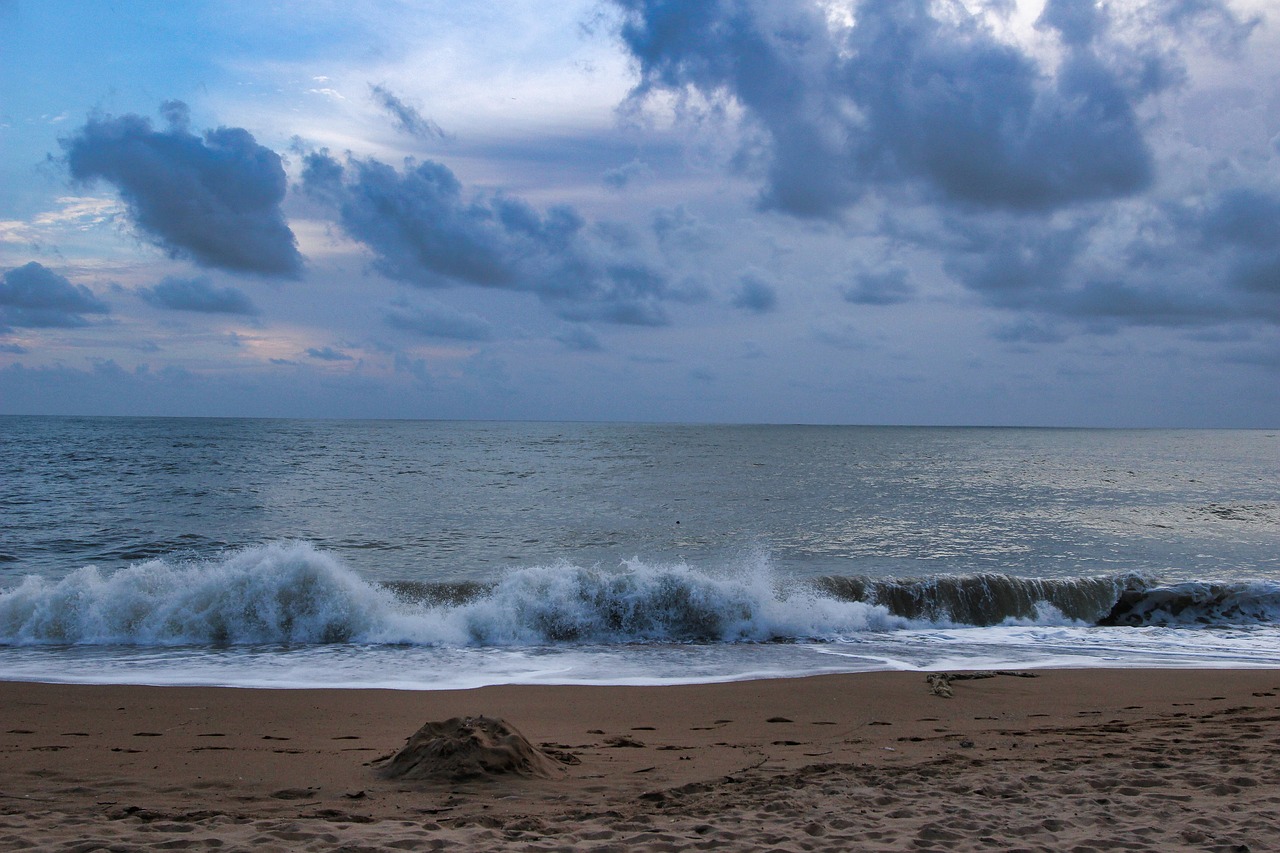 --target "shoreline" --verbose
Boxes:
[2,669,1278,851]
